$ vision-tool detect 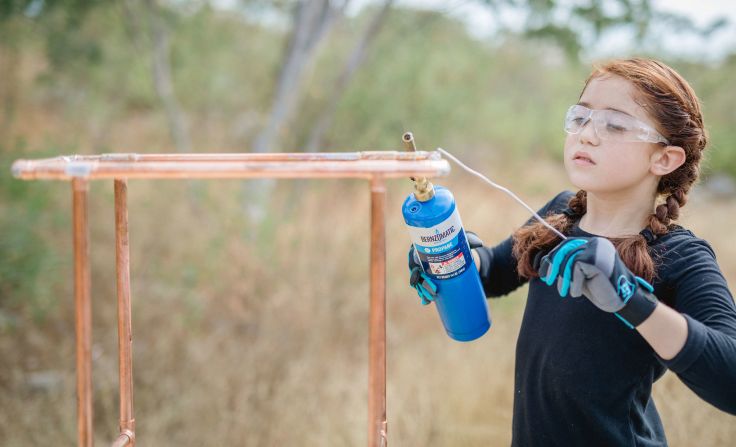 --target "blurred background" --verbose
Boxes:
[1,0,735,445]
